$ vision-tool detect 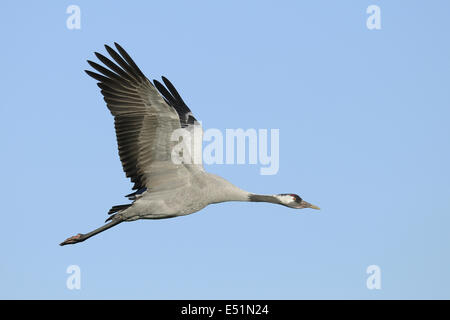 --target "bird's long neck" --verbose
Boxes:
[248,194,281,204]
[206,174,281,205]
